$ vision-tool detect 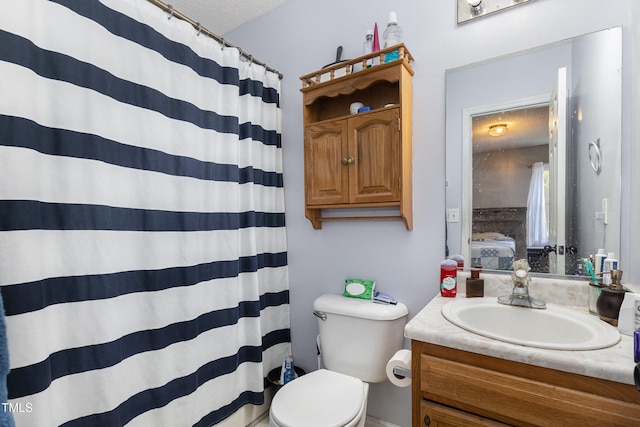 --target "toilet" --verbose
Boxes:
[269,293,409,427]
